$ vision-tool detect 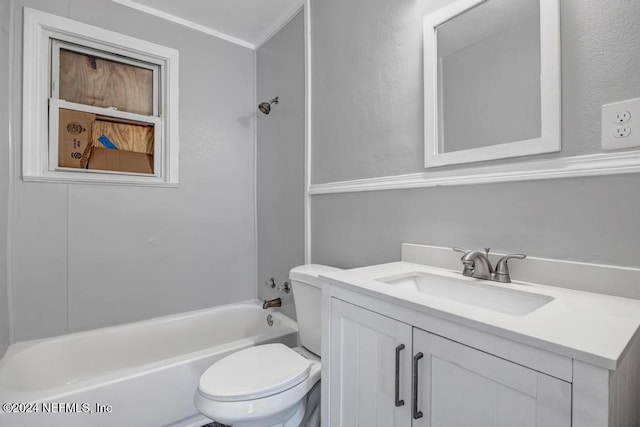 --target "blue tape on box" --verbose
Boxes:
[98,134,118,150]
